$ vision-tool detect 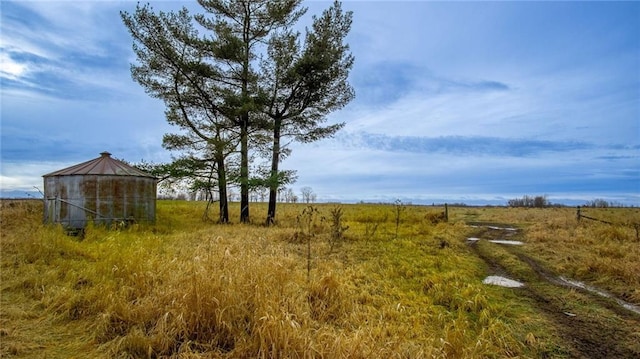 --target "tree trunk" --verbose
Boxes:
[240,117,250,223]
[216,156,229,224]
[239,11,251,224]
[265,118,282,226]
